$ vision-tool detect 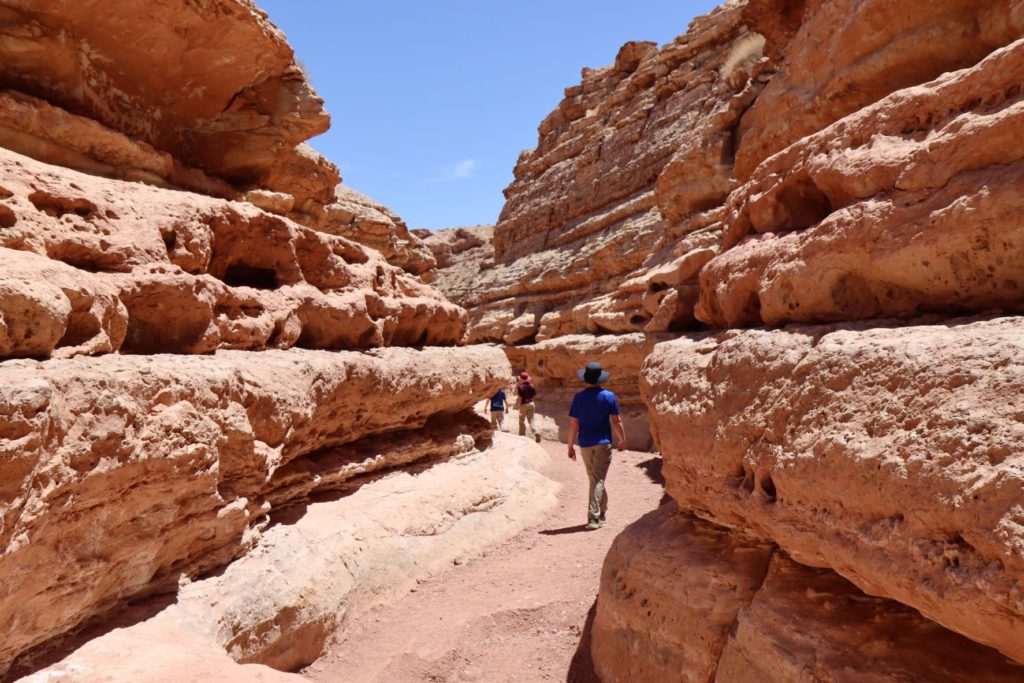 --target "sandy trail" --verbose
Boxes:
[303,436,667,683]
